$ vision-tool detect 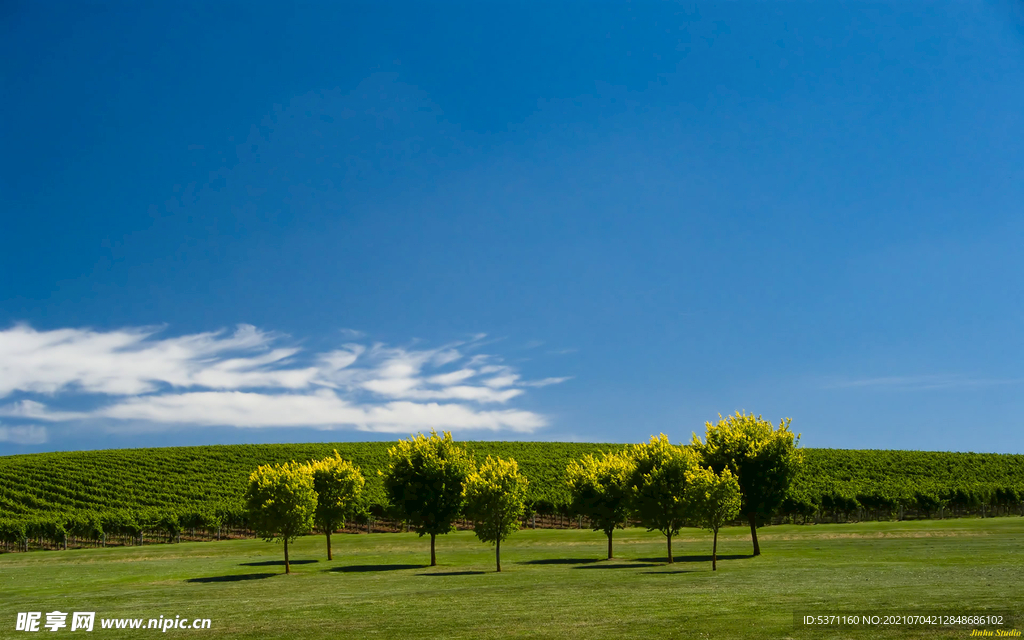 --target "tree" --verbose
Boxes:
[308,451,365,560]
[627,434,700,564]
[464,456,529,572]
[382,430,474,566]
[691,412,802,556]
[685,466,741,571]
[565,450,634,559]
[244,461,317,574]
